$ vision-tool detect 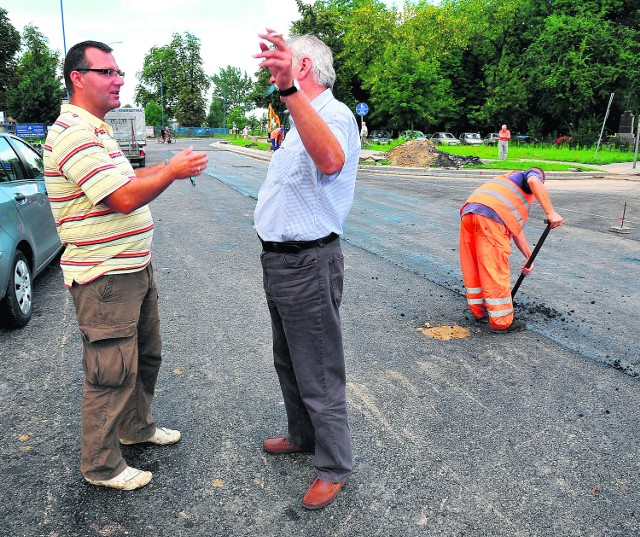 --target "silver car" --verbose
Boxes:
[459,132,482,146]
[399,130,427,140]
[0,133,62,327]
[431,132,461,146]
